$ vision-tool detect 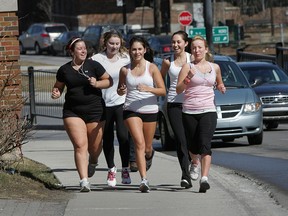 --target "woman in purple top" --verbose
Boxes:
[176,35,226,193]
